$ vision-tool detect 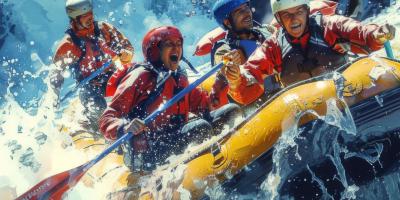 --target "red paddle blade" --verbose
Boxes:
[16,164,86,200]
